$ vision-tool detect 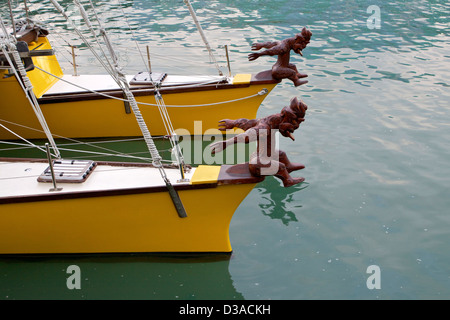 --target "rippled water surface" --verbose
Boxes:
[1,0,449,300]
